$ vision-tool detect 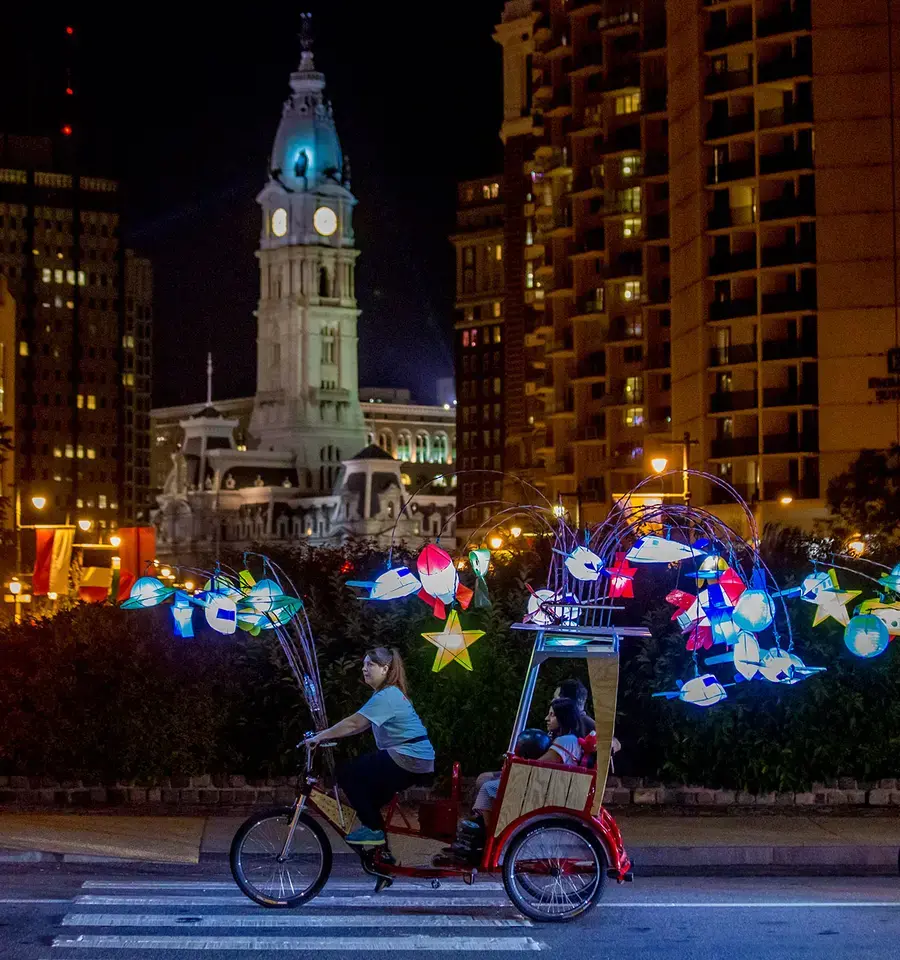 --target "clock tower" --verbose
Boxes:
[251,15,365,489]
